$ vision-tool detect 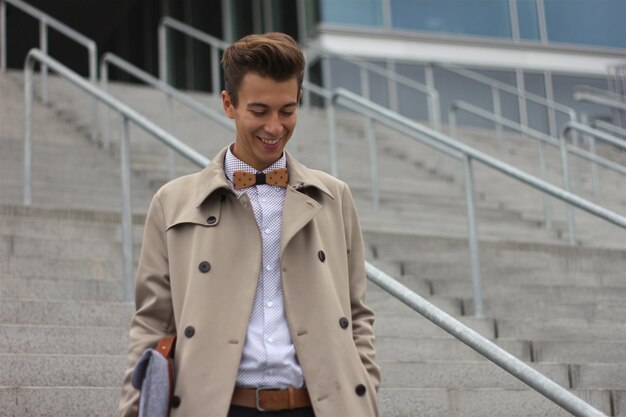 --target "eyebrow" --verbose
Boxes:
[247,101,298,109]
